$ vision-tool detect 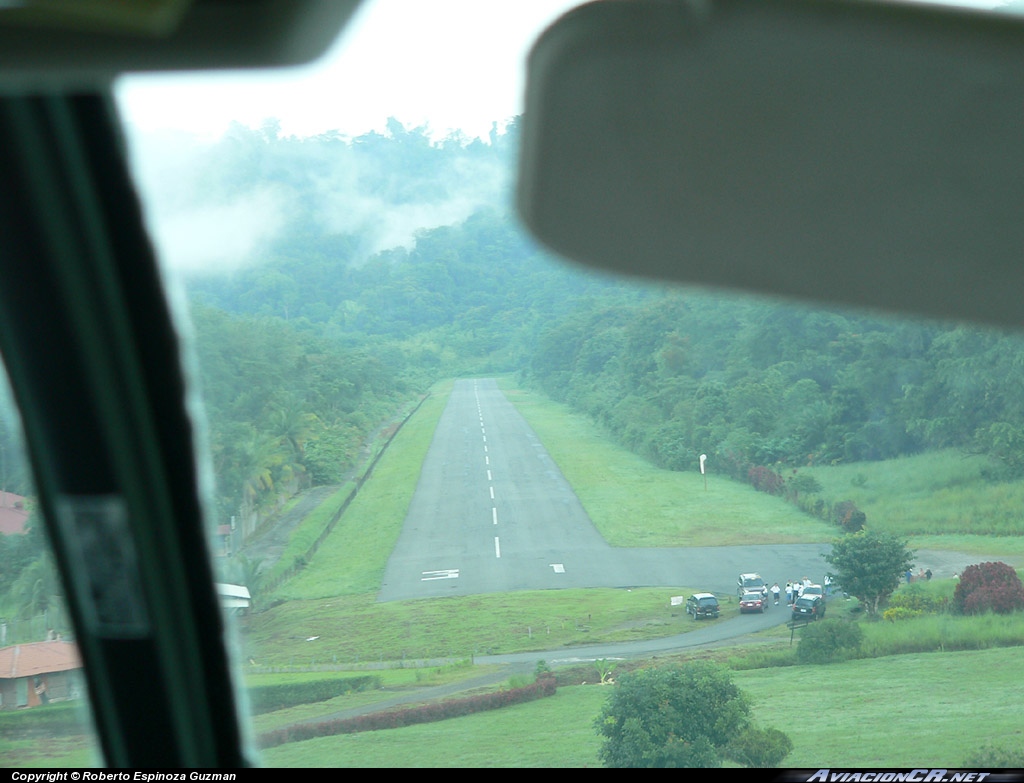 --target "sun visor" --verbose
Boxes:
[517,0,1024,328]
[0,0,364,88]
